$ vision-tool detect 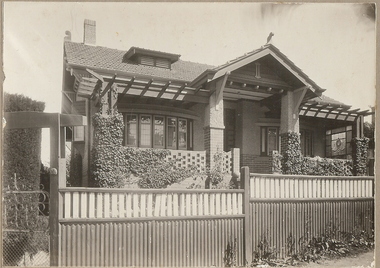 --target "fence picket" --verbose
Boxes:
[111,193,118,218]
[89,193,95,218]
[147,194,153,217]
[104,193,110,218]
[96,193,103,218]
[73,192,79,218]
[64,192,71,218]
[140,194,146,217]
